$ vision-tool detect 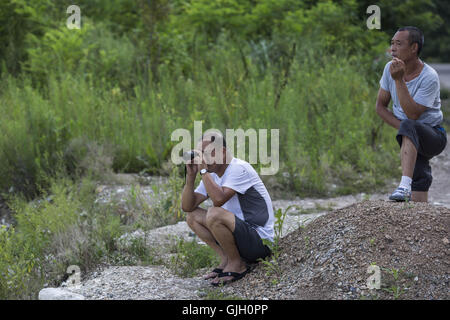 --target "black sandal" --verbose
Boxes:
[211,268,250,287]
[203,268,223,280]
